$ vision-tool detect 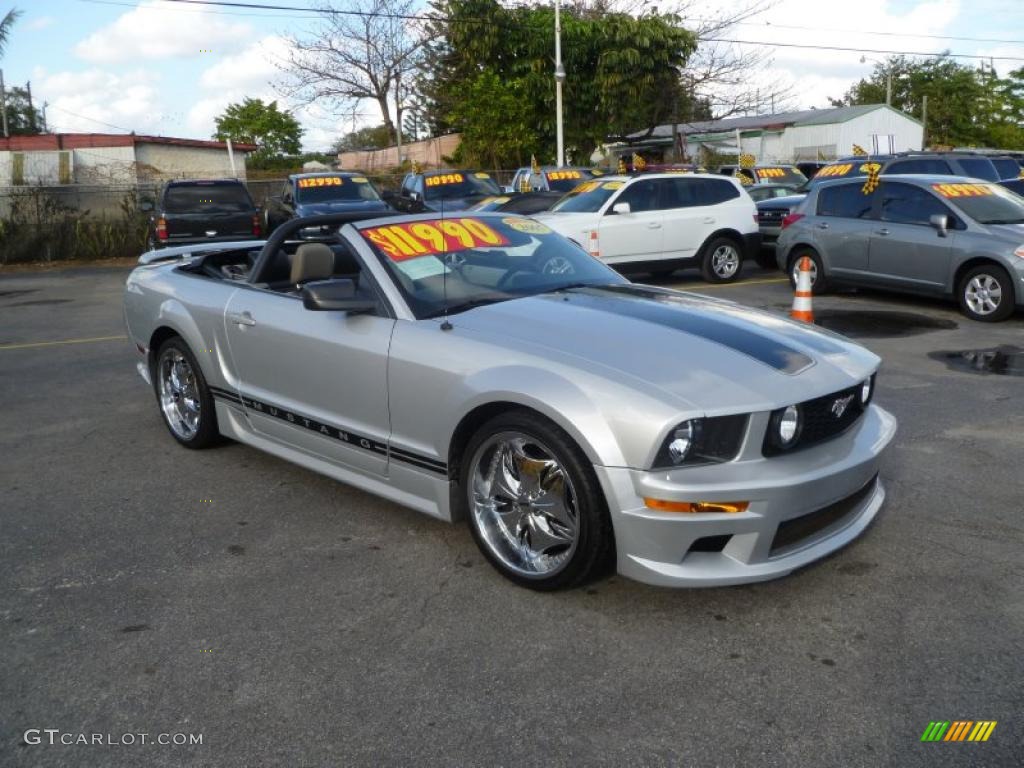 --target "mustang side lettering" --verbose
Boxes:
[124,211,897,590]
